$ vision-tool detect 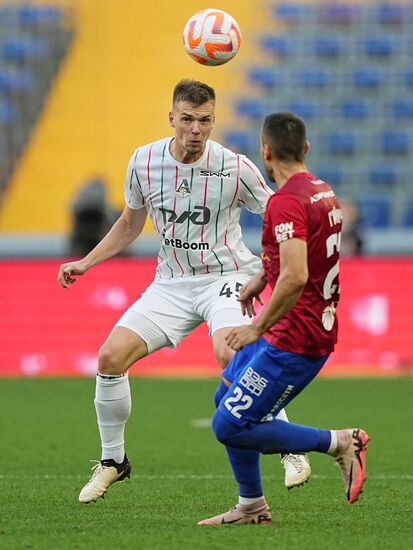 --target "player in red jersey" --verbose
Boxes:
[198,112,370,525]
